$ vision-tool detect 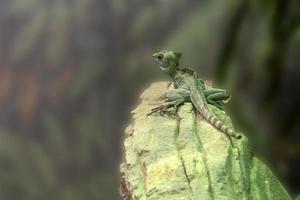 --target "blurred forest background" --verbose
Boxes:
[0,0,299,199]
